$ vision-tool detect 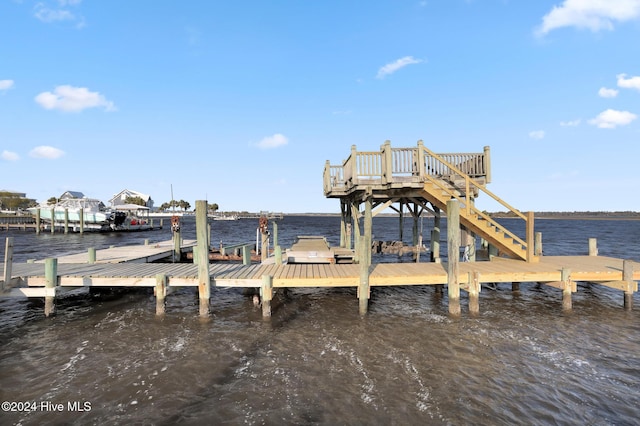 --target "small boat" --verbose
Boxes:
[28,198,113,231]
[211,214,238,221]
[108,204,154,231]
